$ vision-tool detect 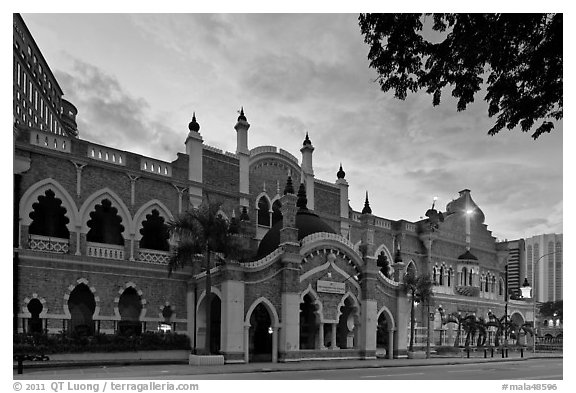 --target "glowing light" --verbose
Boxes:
[466,209,474,215]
